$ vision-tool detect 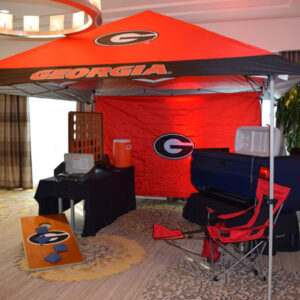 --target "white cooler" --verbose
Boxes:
[234,126,282,157]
